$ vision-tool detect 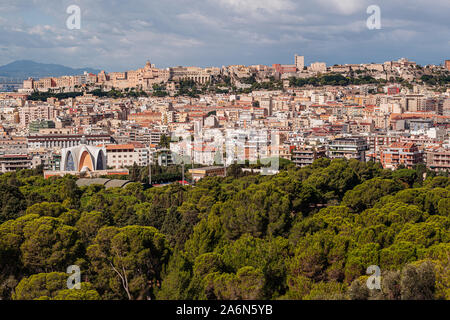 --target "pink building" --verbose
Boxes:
[272,64,297,74]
